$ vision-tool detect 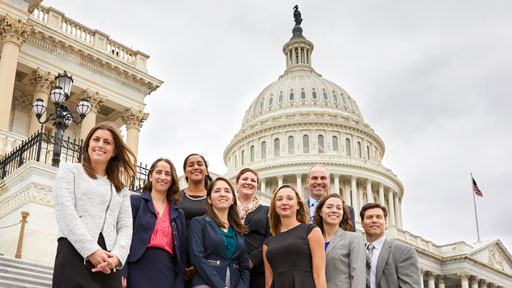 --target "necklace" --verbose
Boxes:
[183,191,206,201]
